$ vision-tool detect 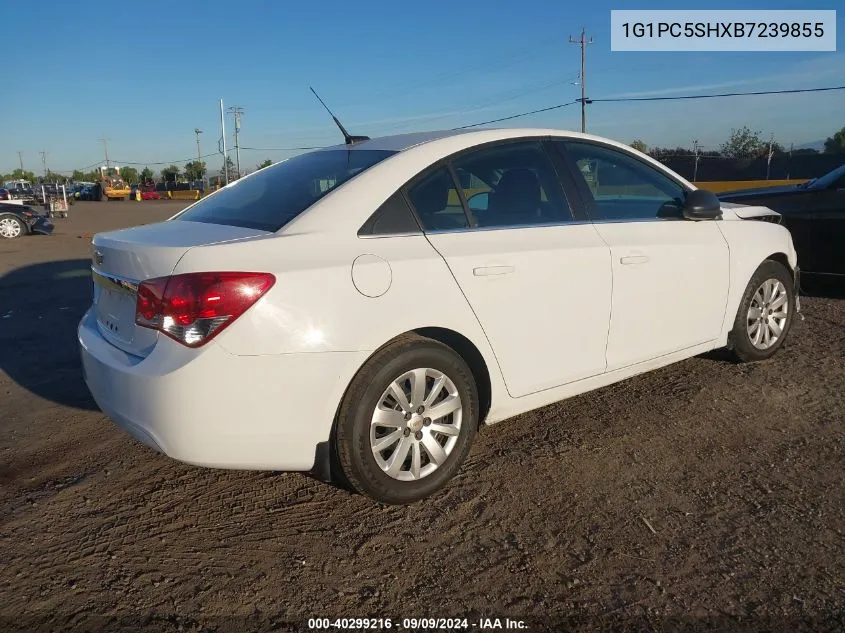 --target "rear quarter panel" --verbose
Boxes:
[716,220,798,346]
[171,229,505,379]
